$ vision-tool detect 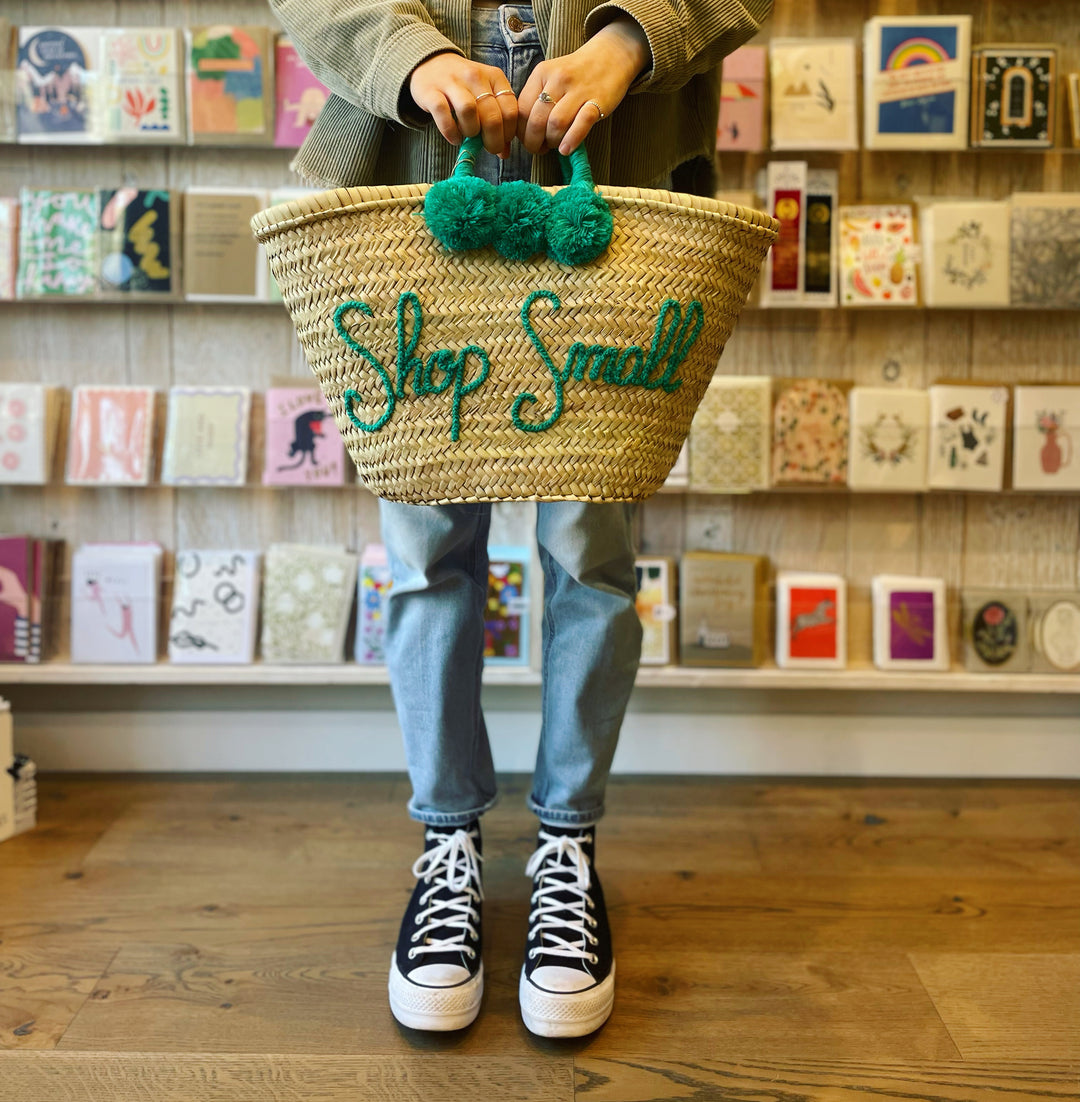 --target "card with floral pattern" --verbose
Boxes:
[848,387,929,491]
[1012,385,1080,492]
[772,378,850,486]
